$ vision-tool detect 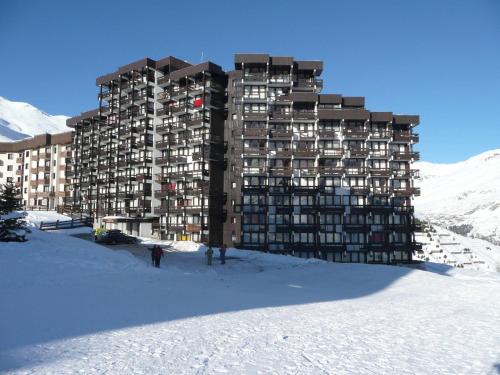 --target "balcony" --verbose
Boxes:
[295,167,317,176]
[269,129,292,138]
[269,111,292,120]
[318,130,338,139]
[393,132,412,142]
[169,155,187,164]
[319,148,343,158]
[135,140,153,148]
[294,79,322,88]
[349,148,370,158]
[157,76,170,86]
[156,140,169,149]
[370,131,391,139]
[186,116,210,127]
[192,150,211,161]
[344,167,367,176]
[269,75,291,84]
[241,128,268,138]
[242,73,268,82]
[242,147,267,156]
[368,168,391,176]
[369,149,389,158]
[318,166,344,175]
[343,130,369,139]
[241,167,267,175]
[350,186,370,195]
[155,157,169,166]
[293,110,316,120]
[294,149,317,158]
[269,167,292,176]
[392,151,420,161]
[135,173,152,182]
[156,108,169,117]
[392,187,421,196]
